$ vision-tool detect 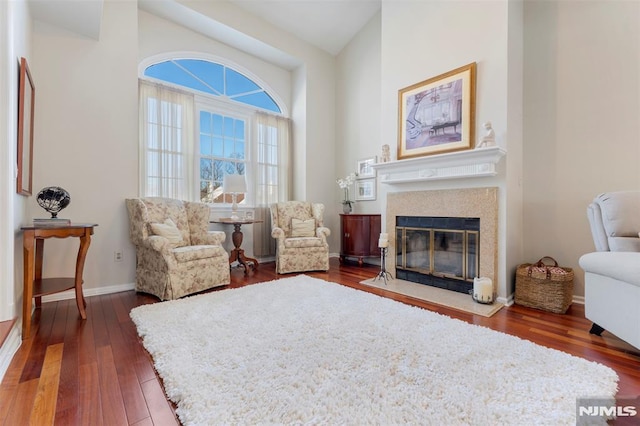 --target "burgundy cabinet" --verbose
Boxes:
[339,214,381,266]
